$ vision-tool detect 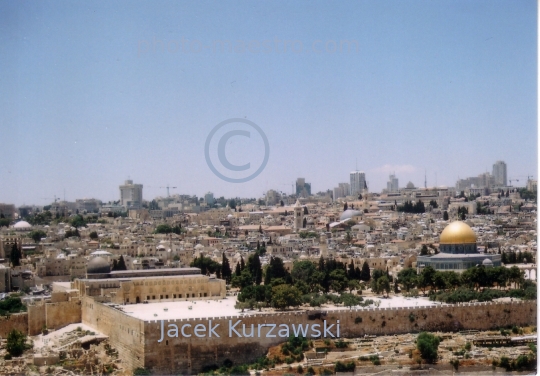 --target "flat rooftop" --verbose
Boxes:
[117,295,439,322]
[118,297,246,321]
